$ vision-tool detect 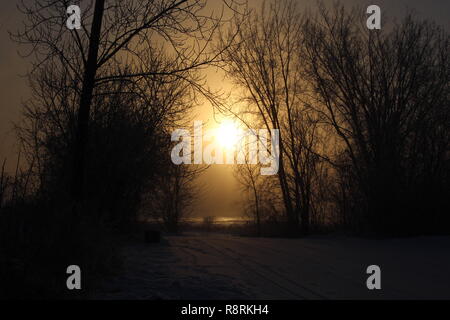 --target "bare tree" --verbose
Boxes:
[234,153,263,236]
[12,0,247,207]
[302,4,449,233]
[0,159,9,209]
[217,0,327,234]
[146,163,207,233]
[17,49,199,226]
